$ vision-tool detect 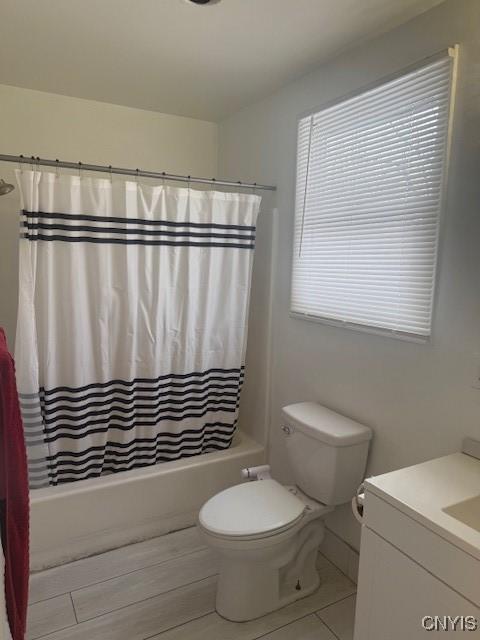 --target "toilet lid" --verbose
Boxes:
[199,479,305,537]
